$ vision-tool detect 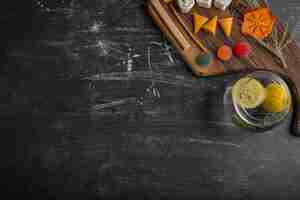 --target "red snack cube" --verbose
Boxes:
[233,42,251,58]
